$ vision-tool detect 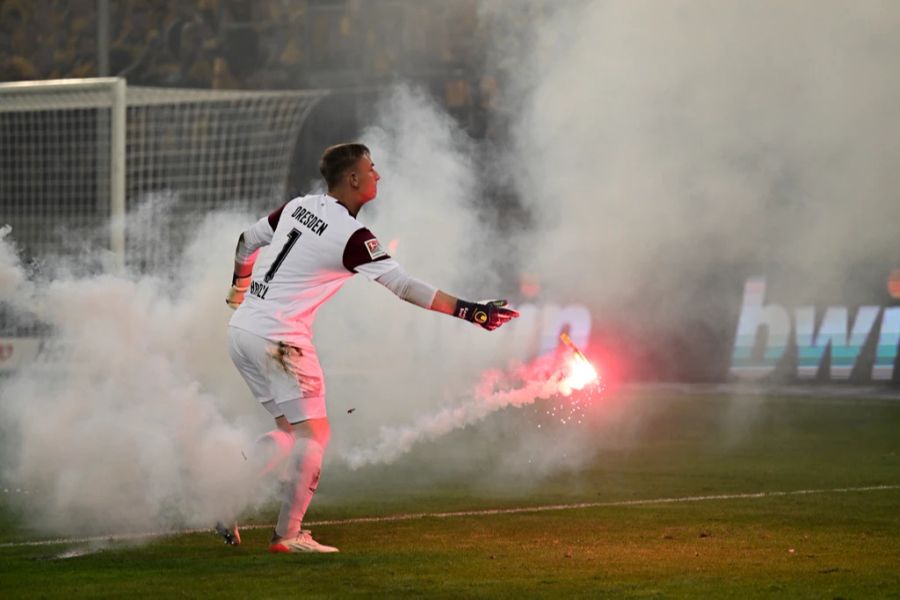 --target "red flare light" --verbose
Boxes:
[558,332,599,395]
